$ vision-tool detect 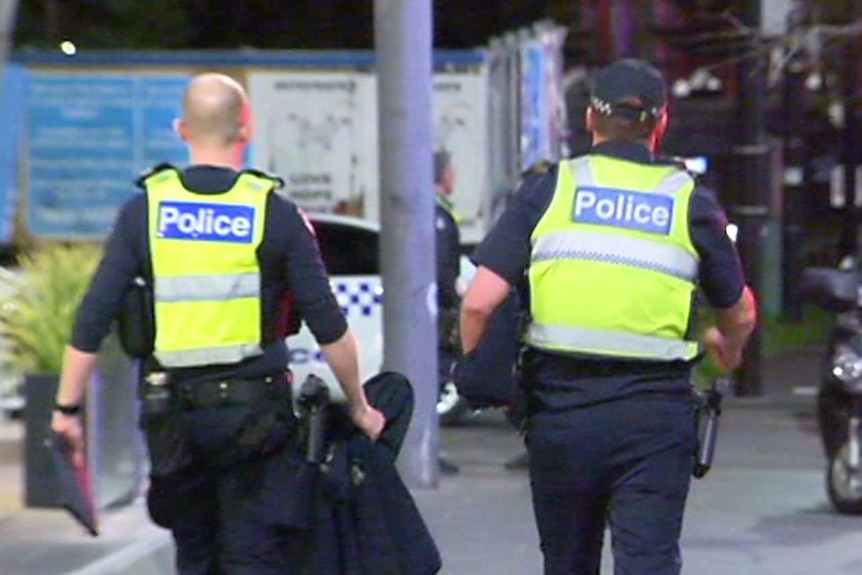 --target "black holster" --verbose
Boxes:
[296,374,331,465]
[139,371,193,477]
[506,347,530,434]
[117,276,155,359]
[693,377,731,479]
